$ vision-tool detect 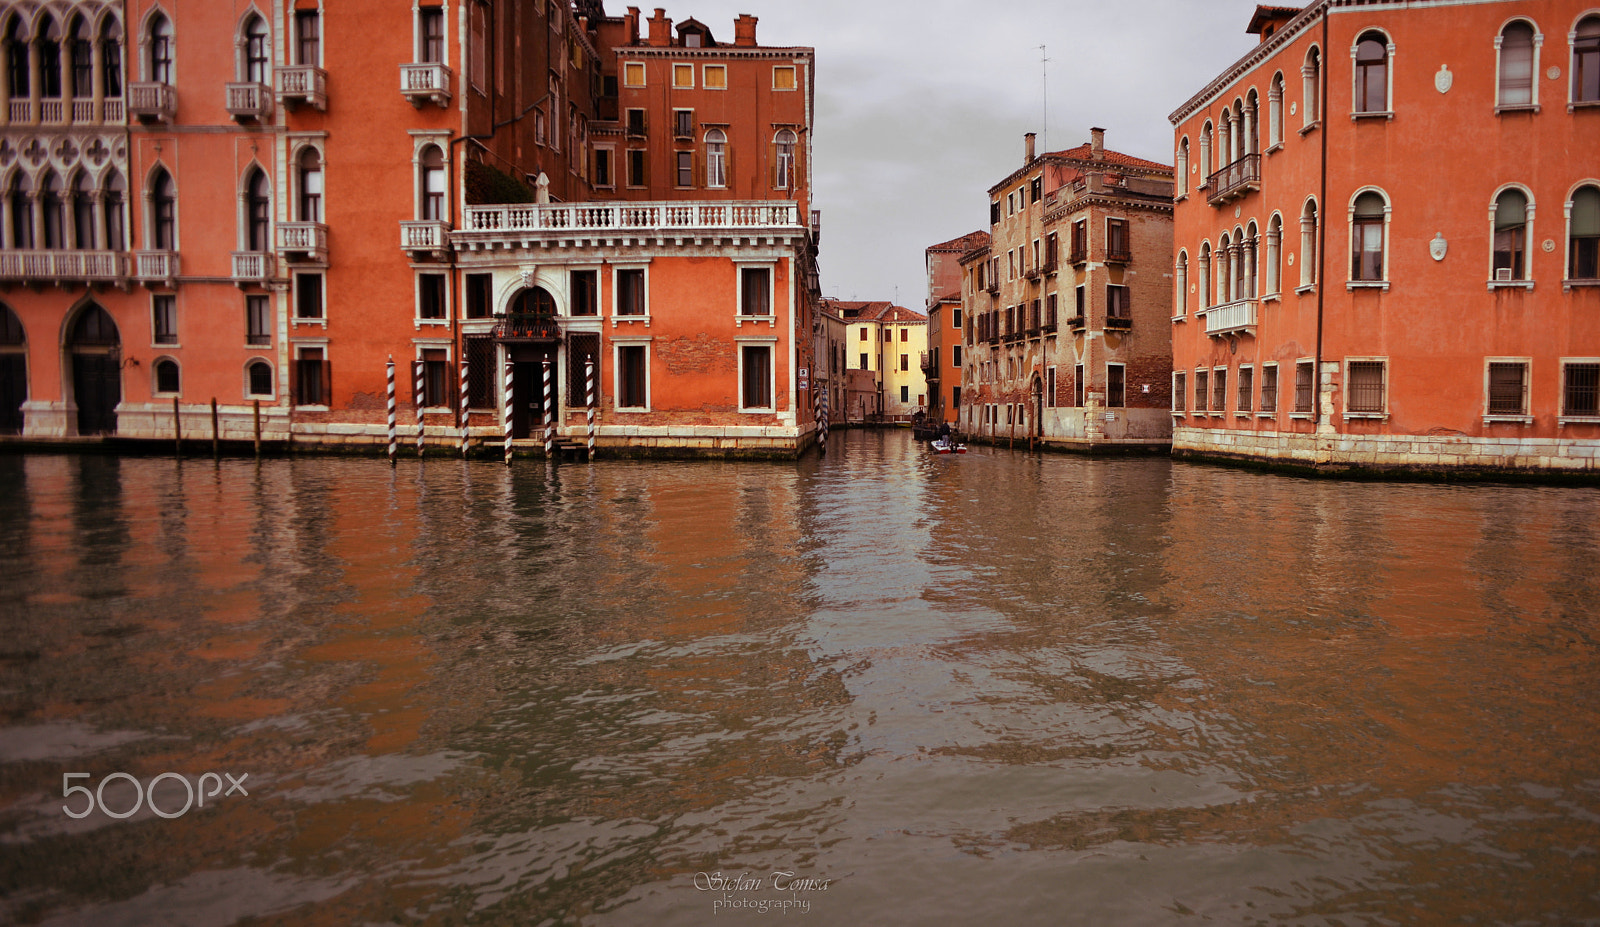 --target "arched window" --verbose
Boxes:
[1199,121,1213,184]
[774,129,797,190]
[297,148,322,222]
[103,170,126,251]
[1300,199,1319,288]
[148,12,173,84]
[101,19,122,98]
[1567,185,1599,281]
[69,17,92,99]
[245,168,270,251]
[153,358,180,395]
[512,287,556,316]
[1174,250,1188,317]
[5,18,27,99]
[1302,46,1321,126]
[1218,109,1233,168]
[72,172,95,249]
[1218,232,1233,303]
[1269,72,1284,147]
[1351,190,1387,281]
[242,14,269,84]
[705,128,727,189]
[1245,90,1260,156]
[1354,32,1388,114]
[1265,213,1283,295]
[39,16,62,99]
[420,146,445,221]
[247,360,273,397]
[150,168,175,249]
[1198,242,1212,309]
[1244,221,1259,298]
[40,172,65,249]
[1498,21,1537,107]
[1176,137,1189,196]
[10,174,33,249]
[1492,188,1530,280]
[1576,16,1600,104]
